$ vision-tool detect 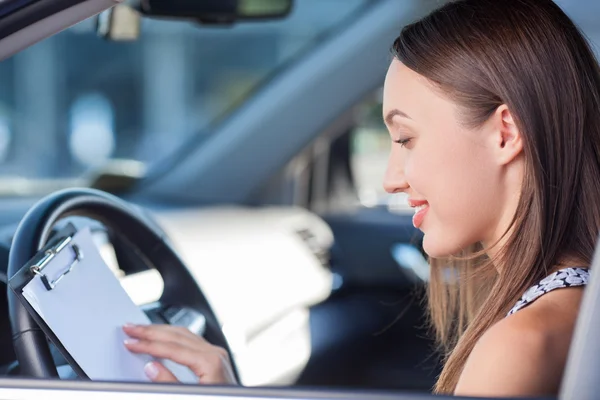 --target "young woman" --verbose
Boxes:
[123,0,600,396]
